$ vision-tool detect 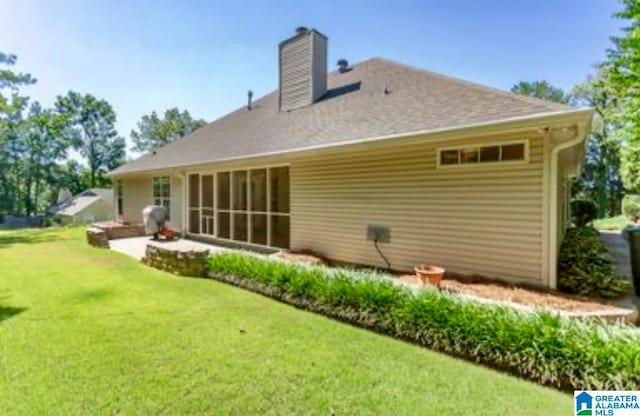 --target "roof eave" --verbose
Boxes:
[109,107,594,178]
